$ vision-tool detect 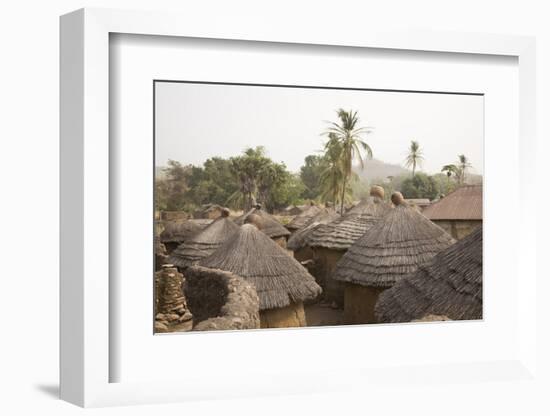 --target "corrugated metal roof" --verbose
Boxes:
[423,185,482,220]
